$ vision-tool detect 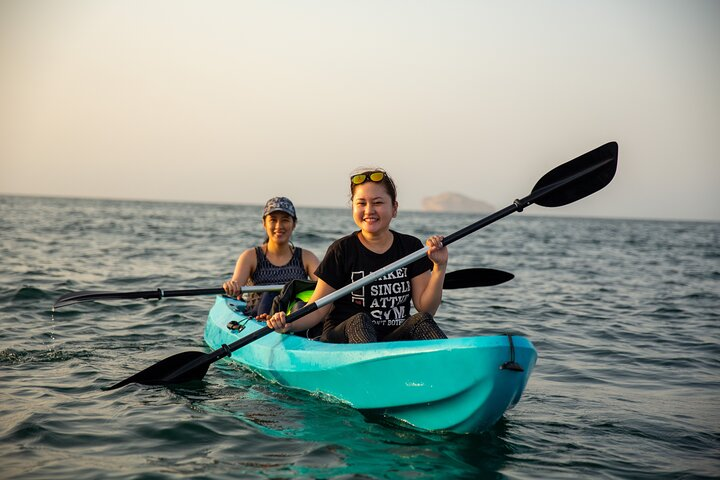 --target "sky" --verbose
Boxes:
[1,0,718,222]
